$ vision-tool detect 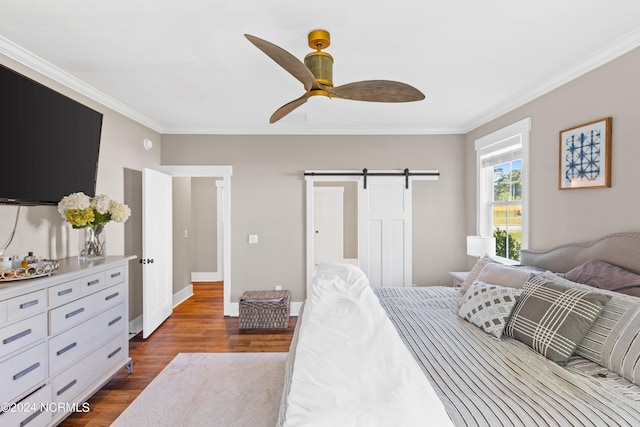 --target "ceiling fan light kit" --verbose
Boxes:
[244,30,425,123]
